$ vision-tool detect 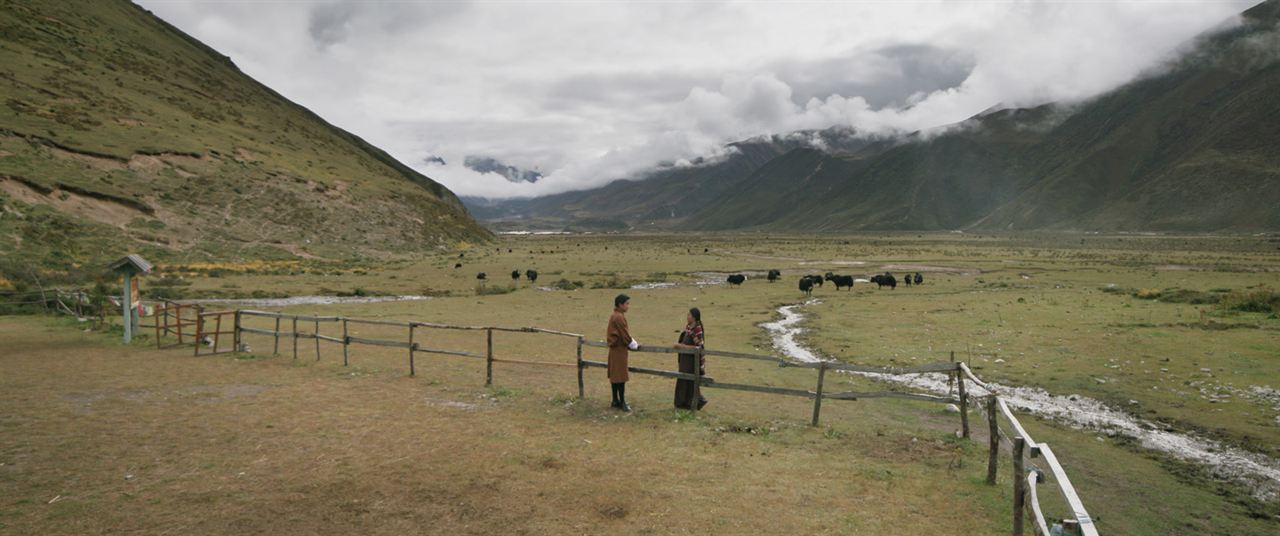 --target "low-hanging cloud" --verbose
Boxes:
[140,0,1260,199]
